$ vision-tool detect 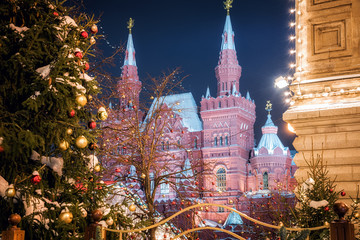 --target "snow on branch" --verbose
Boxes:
[31,151,64,176]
